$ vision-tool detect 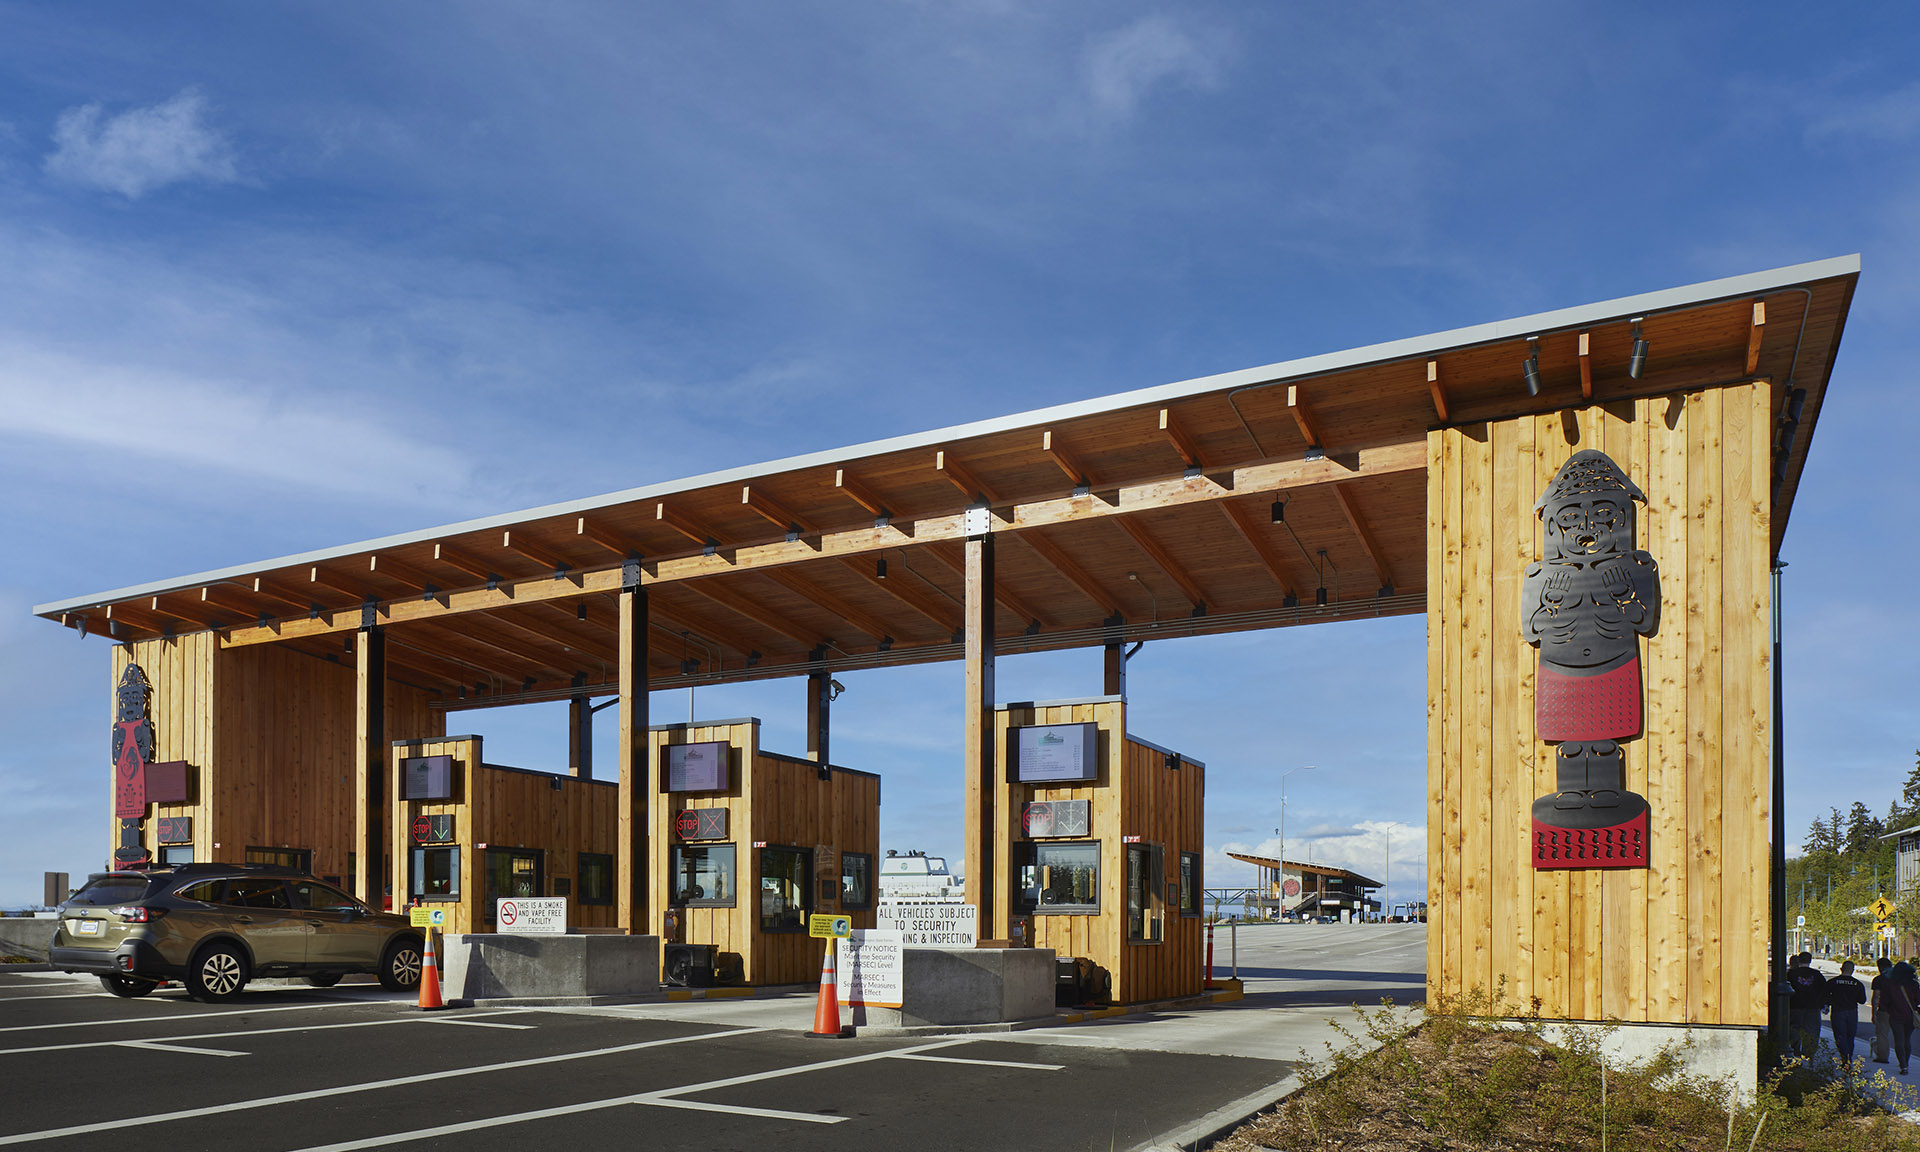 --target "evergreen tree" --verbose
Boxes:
[1846,801,1882,854]
[1904,750,1920,815]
